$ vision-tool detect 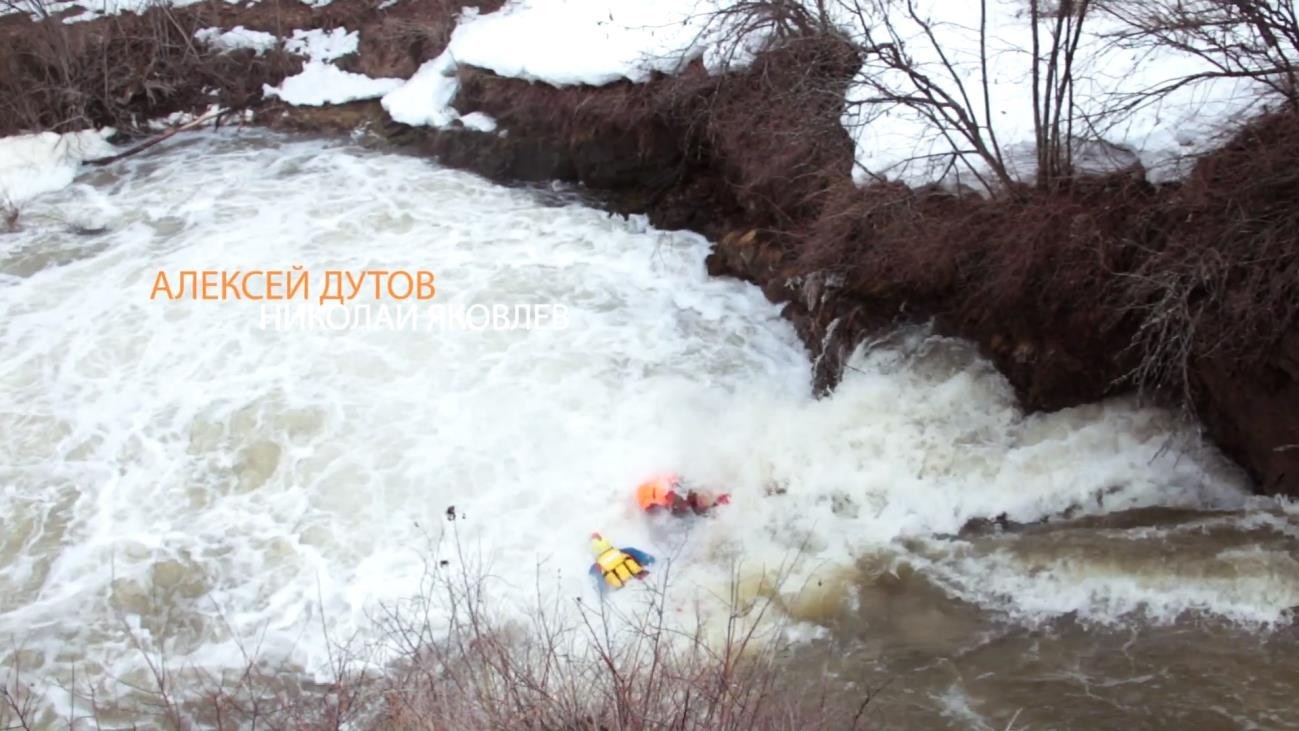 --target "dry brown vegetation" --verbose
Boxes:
[688,3,1299,426]
[0,0,300,136]
[0,0,506,137]
[1123,113,1299,389]
[0,531,877,731]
